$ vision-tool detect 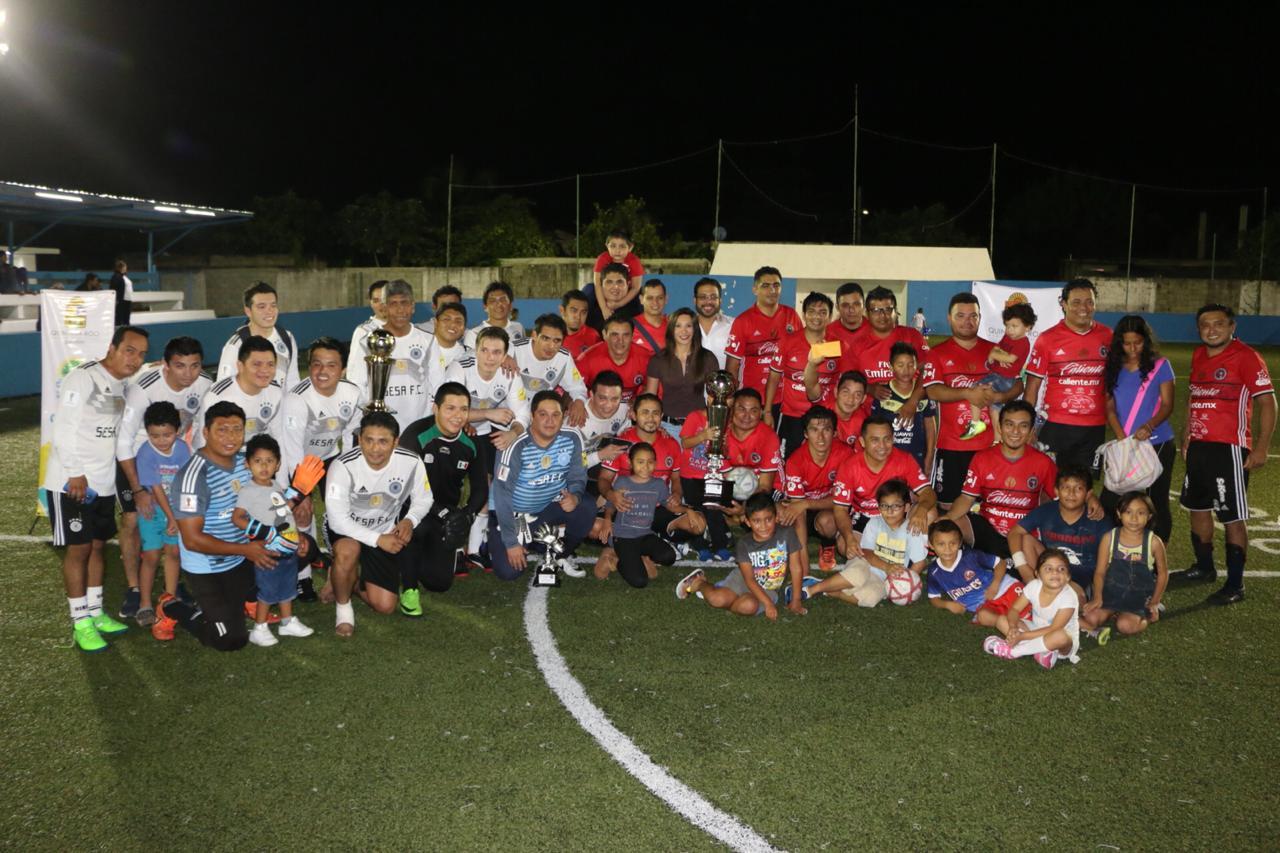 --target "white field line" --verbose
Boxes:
[523,585,779,853]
